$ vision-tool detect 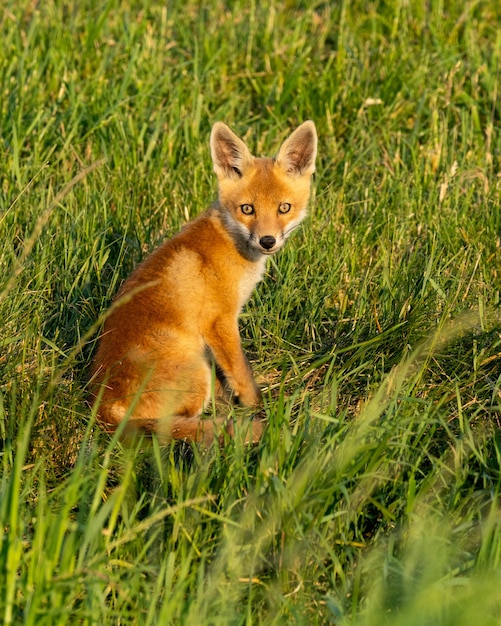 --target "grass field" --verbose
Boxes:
[1,0,501,623]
